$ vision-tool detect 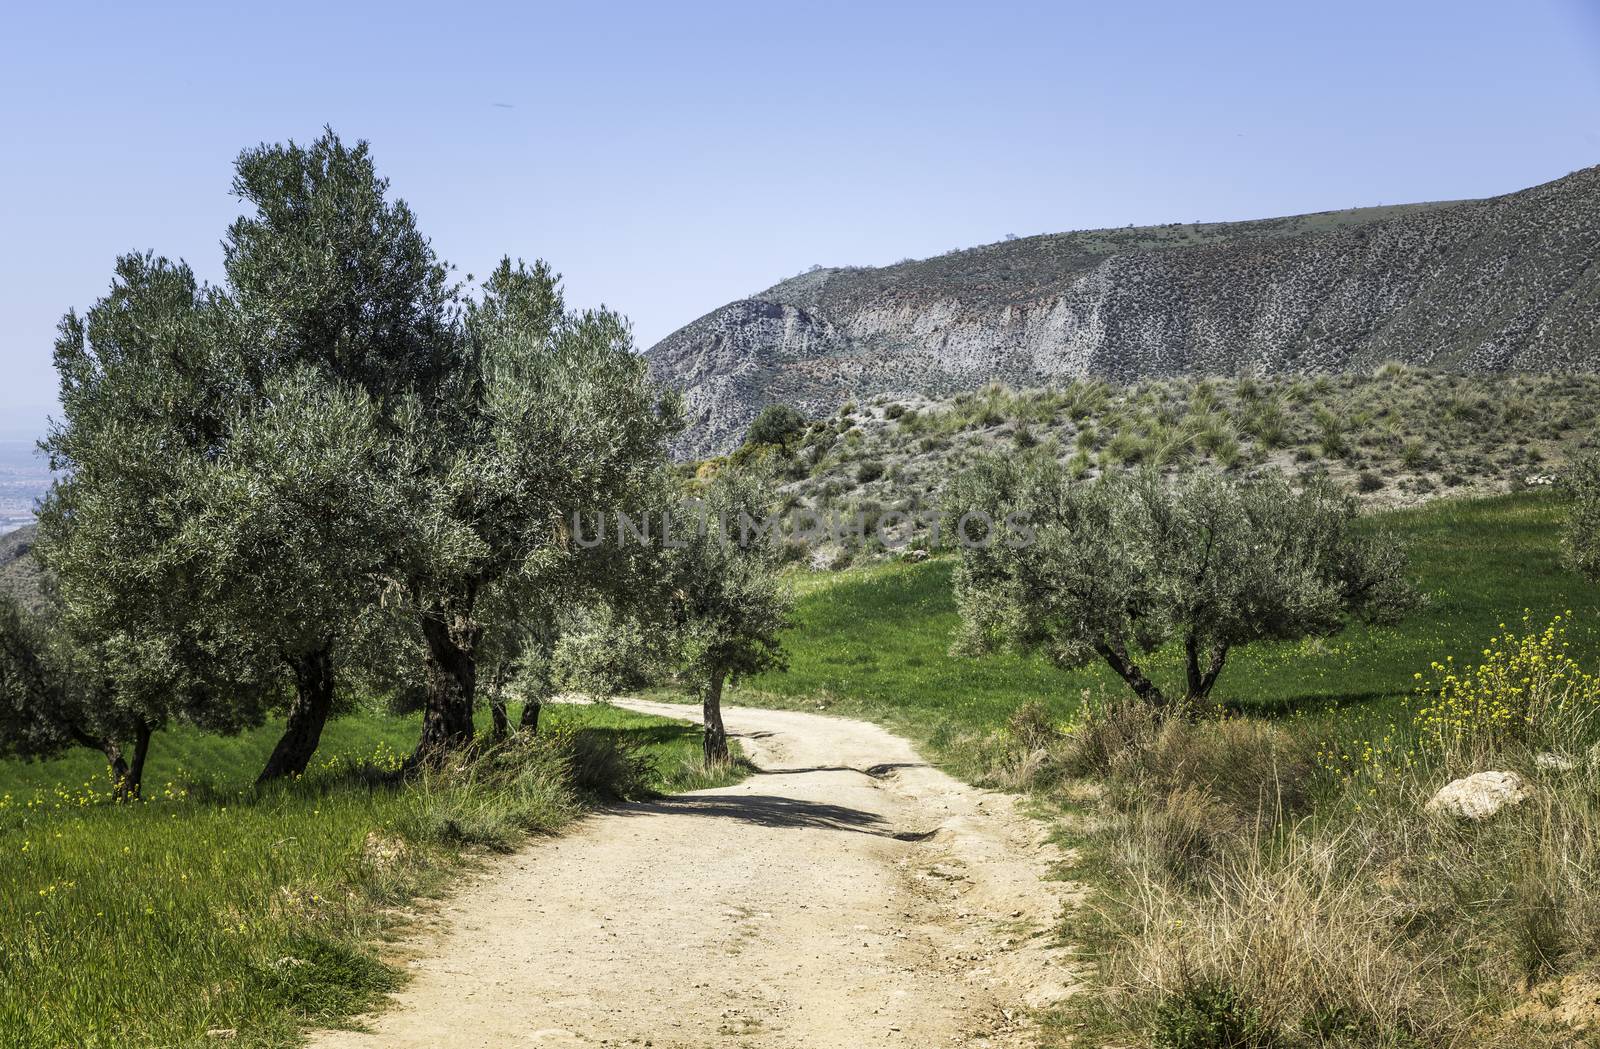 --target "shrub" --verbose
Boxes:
[856,459,885,484]
[1152,982,1272,1049]
[1414,613,1599,760]
[744,404,807,448]
[1565,452,1600,581]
